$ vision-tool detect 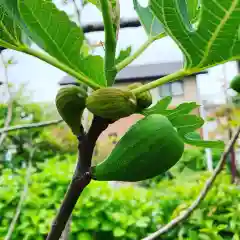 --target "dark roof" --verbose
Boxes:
[59,62,207,85]
[59,75,79,86]
[83,19,141,33]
